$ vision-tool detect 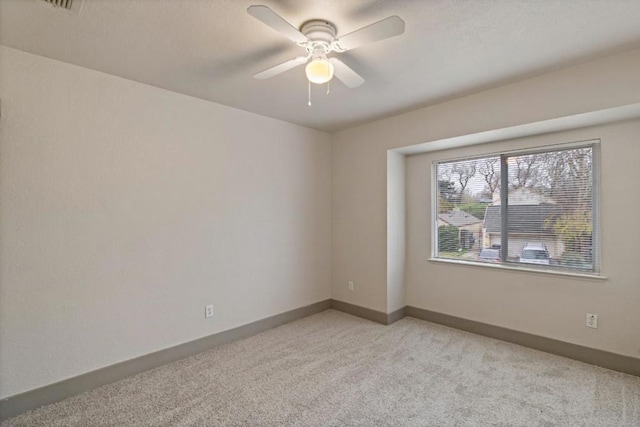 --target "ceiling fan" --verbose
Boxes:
[247,5,405,92]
